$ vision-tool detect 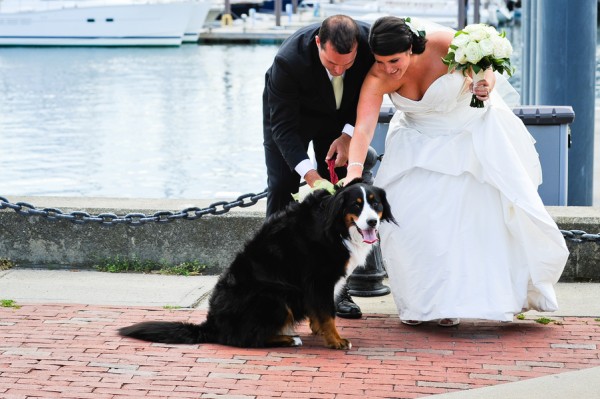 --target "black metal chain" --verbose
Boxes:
[559,230,600,243]
[0,191,598,243]
[0,190,267,227]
